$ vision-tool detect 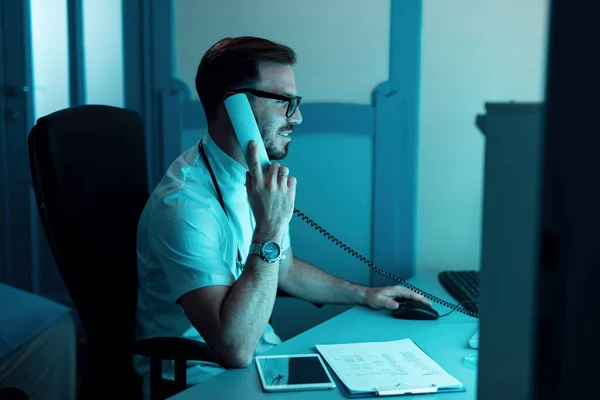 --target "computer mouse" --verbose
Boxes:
[391,300,439,320]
